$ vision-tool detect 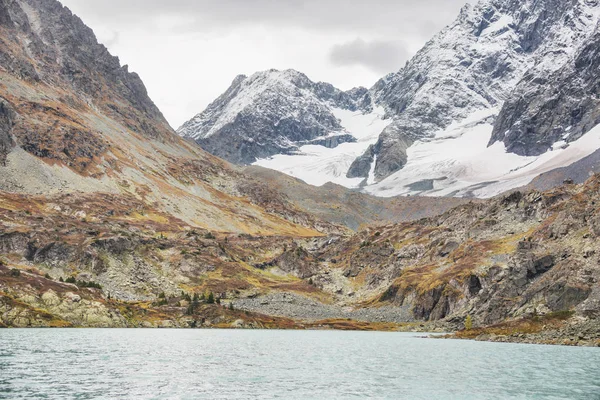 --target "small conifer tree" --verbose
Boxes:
[465,315,473,330]
[207,292,215,304]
